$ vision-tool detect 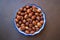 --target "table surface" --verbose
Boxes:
[0,0,60,40]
